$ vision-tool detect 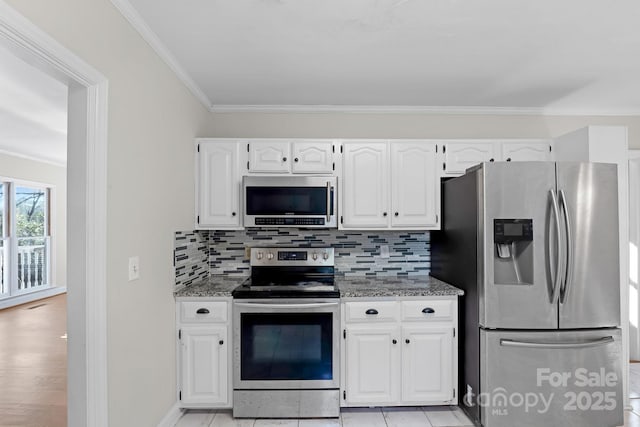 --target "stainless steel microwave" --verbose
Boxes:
[243,176,337,228]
